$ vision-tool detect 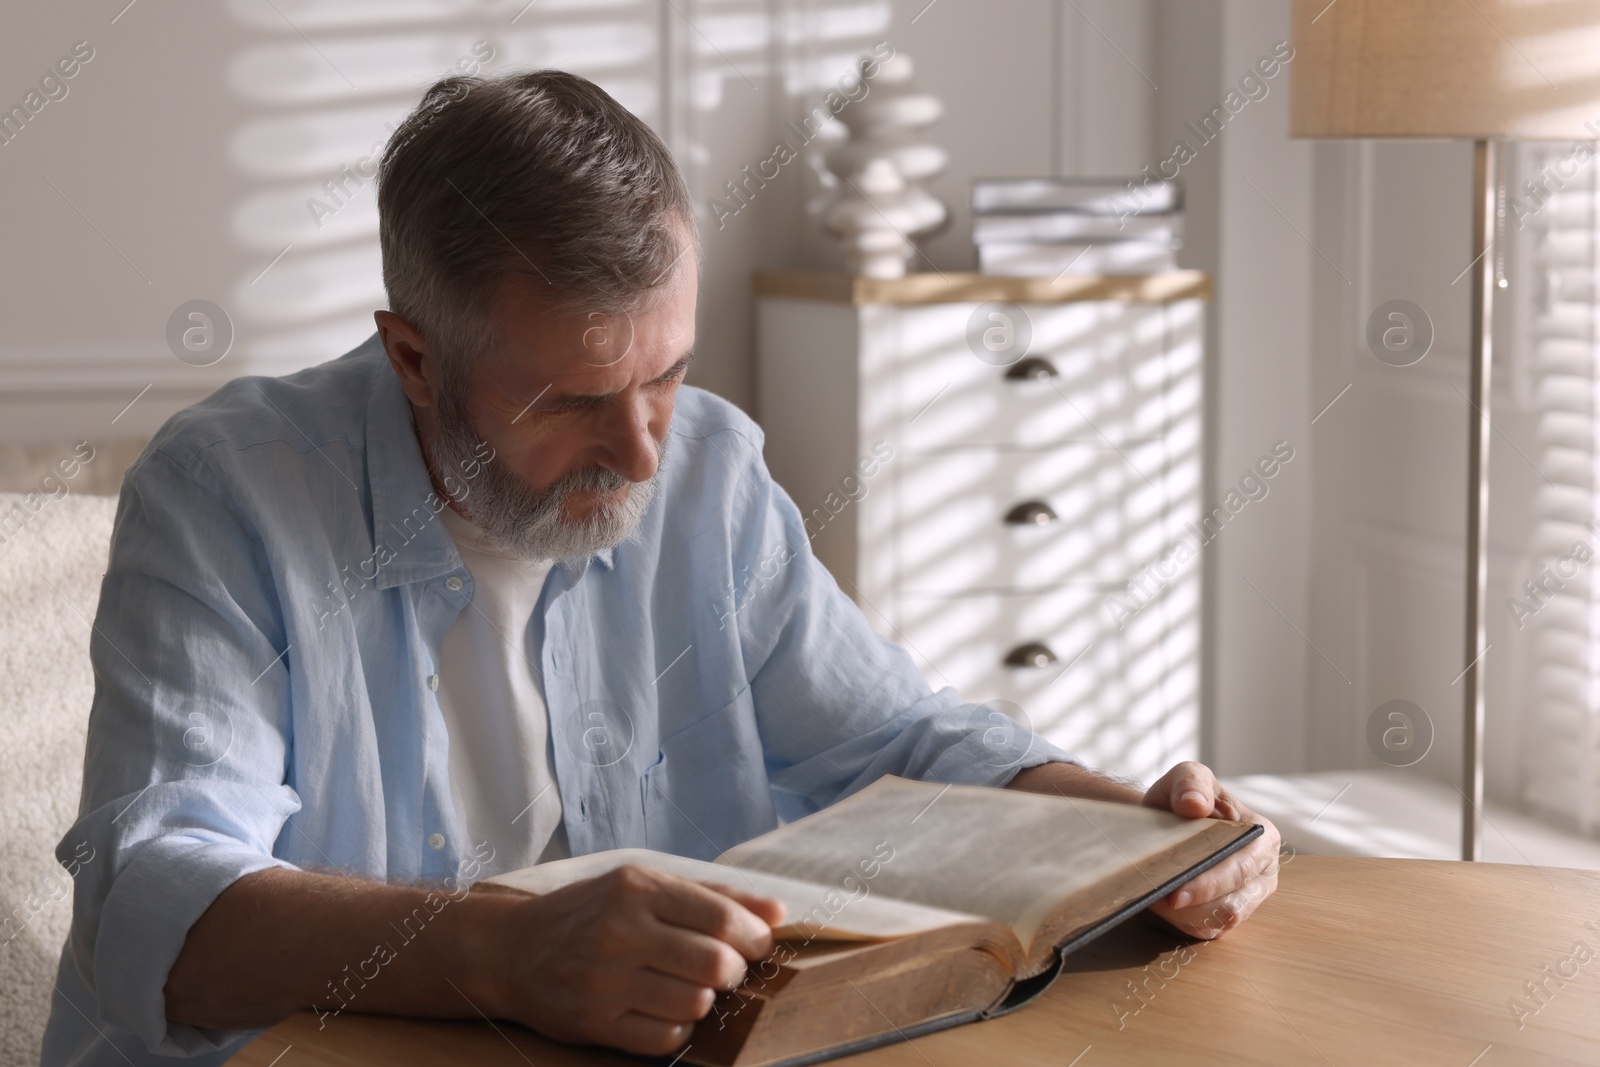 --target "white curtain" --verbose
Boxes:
[1516,141,1600,837]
